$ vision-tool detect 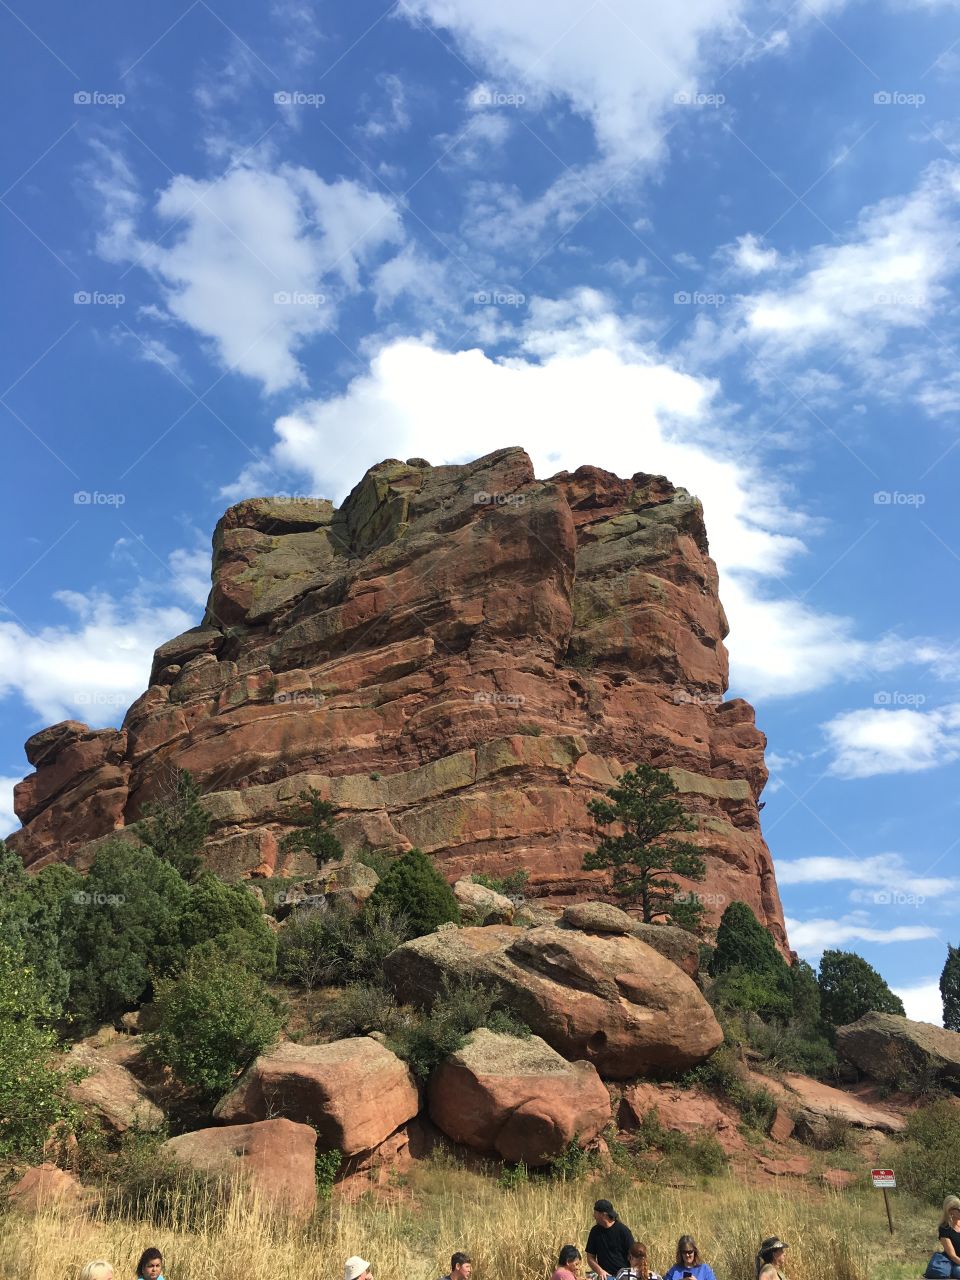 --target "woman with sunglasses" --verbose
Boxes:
[663,1237,716,1280]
